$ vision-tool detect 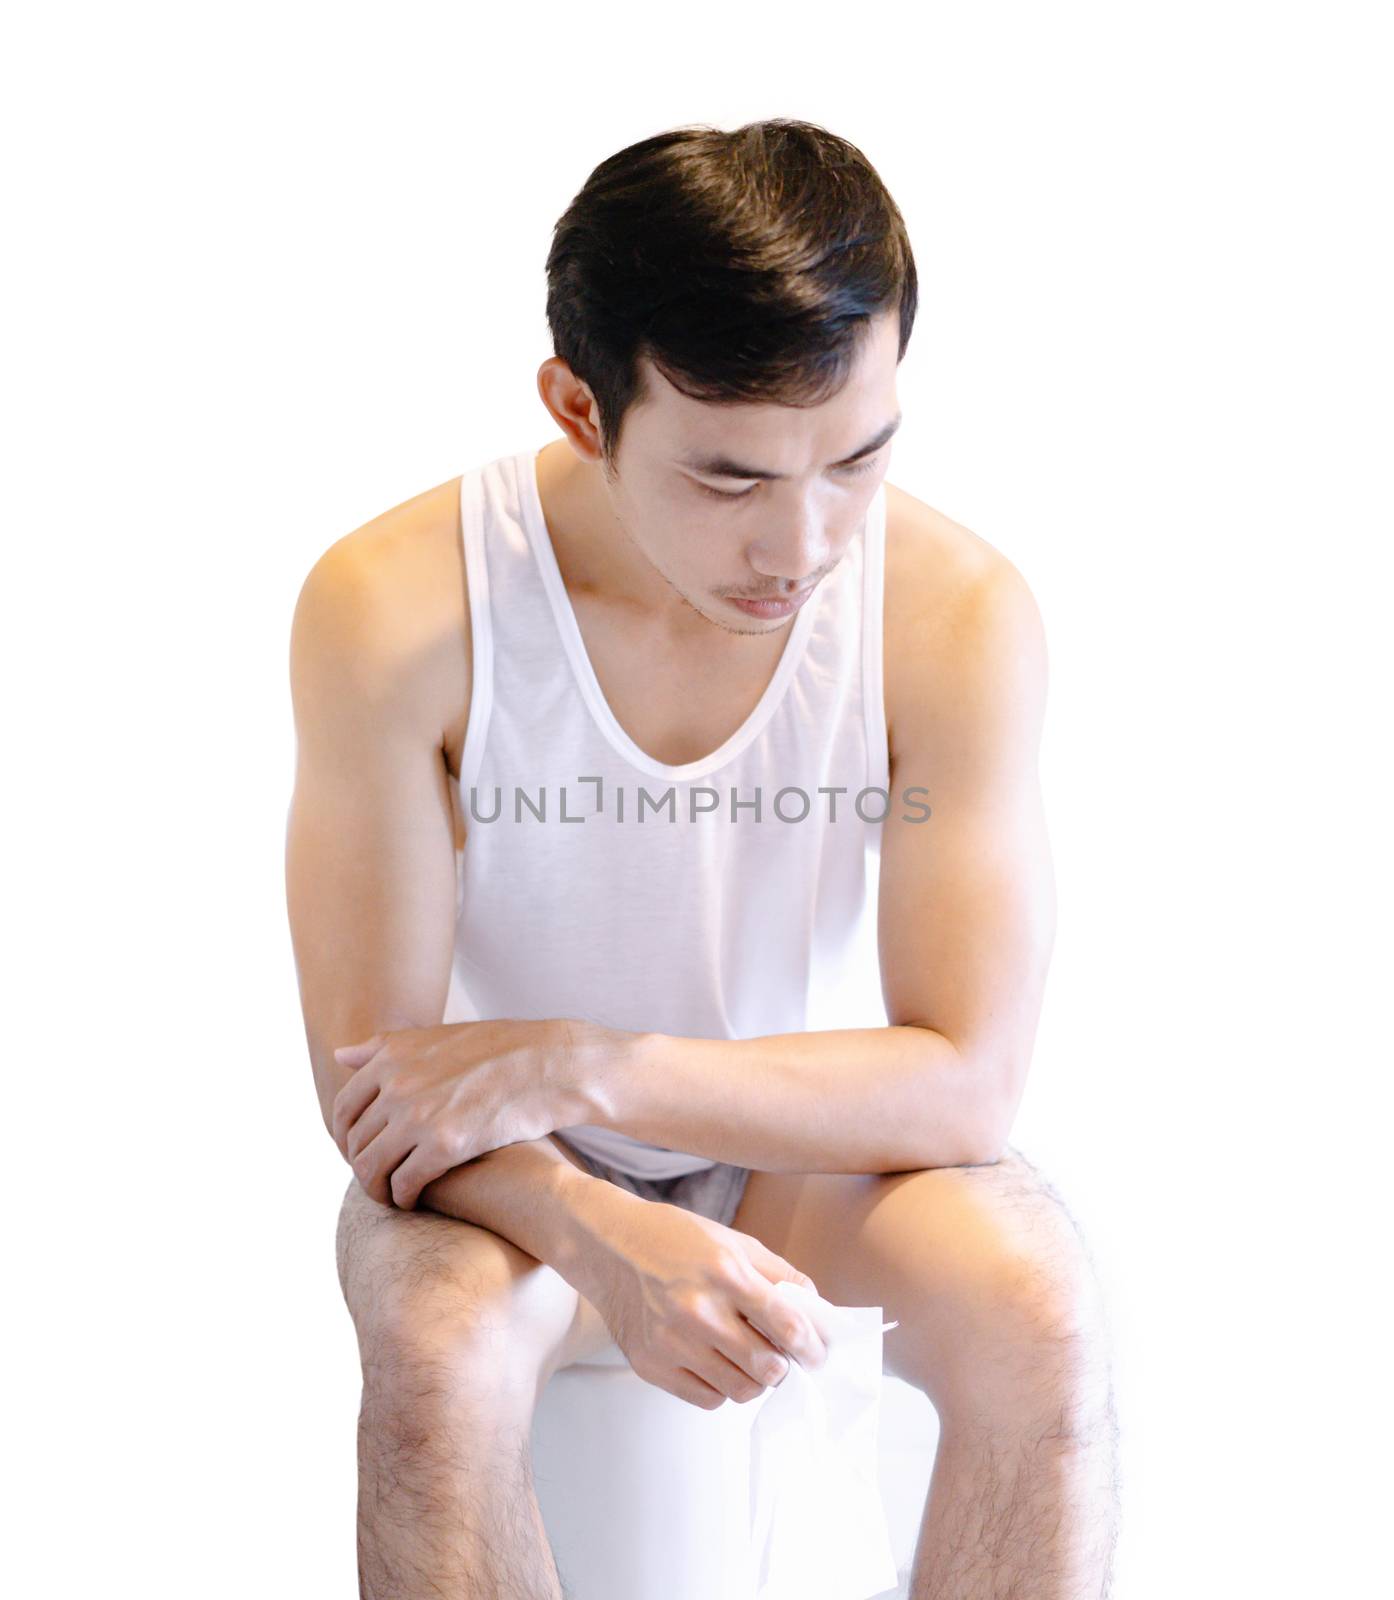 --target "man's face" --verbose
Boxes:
[598,308,902,636]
